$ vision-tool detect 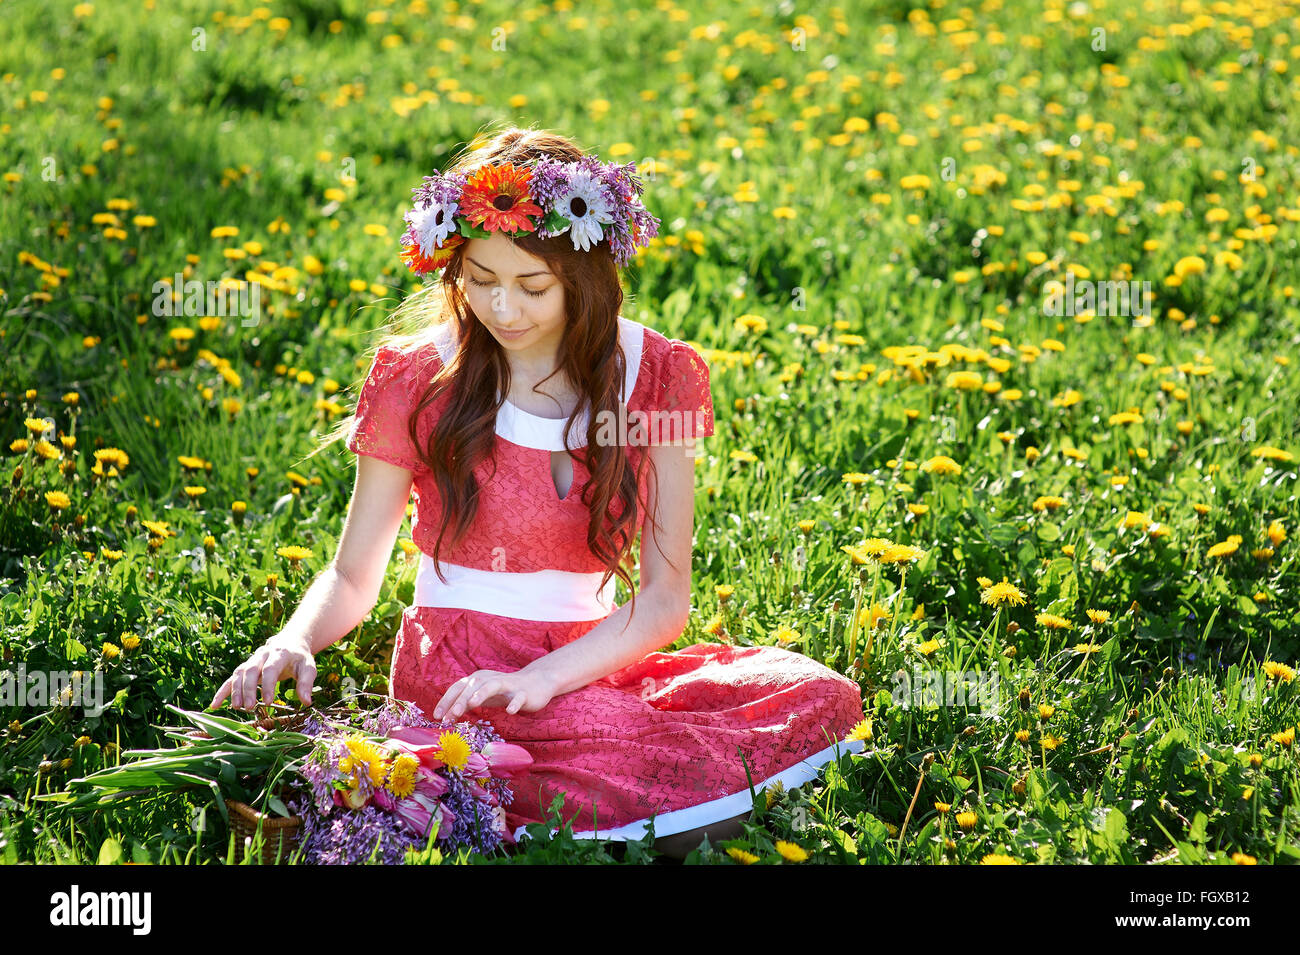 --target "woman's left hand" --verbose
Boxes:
[432,668,555,720]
